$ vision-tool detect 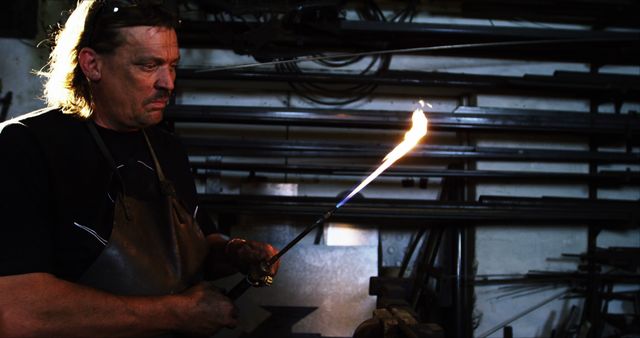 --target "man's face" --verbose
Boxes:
[91,26,179,131]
